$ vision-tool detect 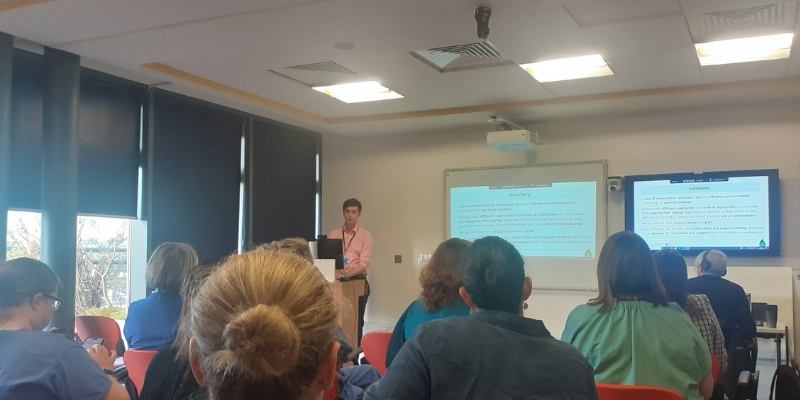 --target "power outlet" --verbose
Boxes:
[394,255,402,263]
